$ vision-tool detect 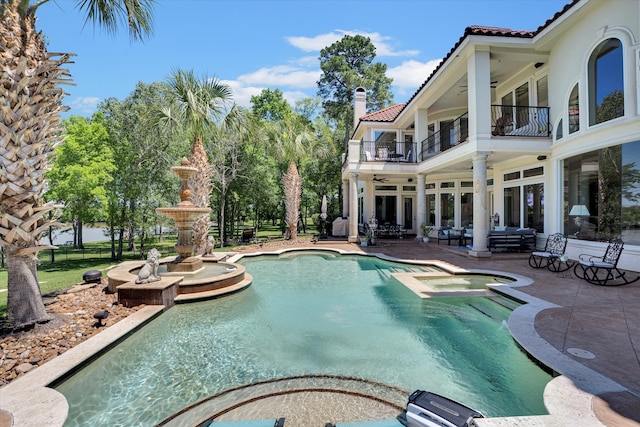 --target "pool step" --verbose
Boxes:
[201,418,285,426]
[488,296,520,311]
[376,265,392,281]
[174,275,253,303]
[466,299,510,323]
[325,418,404,427]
